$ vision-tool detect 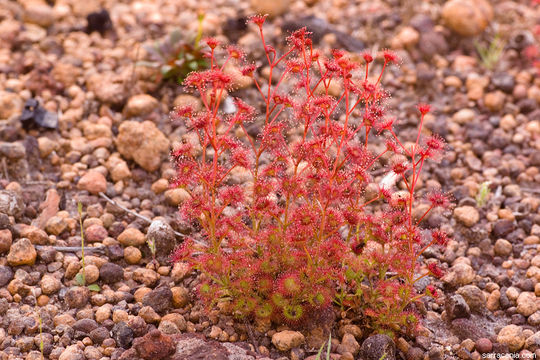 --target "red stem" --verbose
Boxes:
[376,61,388,85]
